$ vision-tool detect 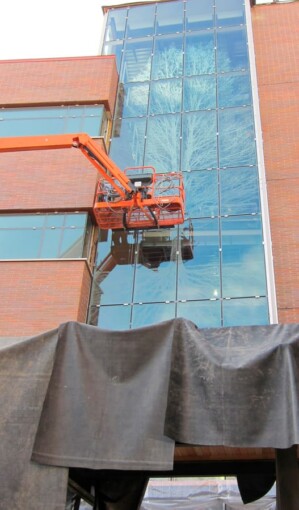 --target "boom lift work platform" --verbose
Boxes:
[0,133,185,231]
